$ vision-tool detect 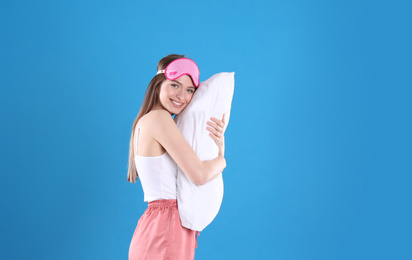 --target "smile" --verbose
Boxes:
[171,99,184,108]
